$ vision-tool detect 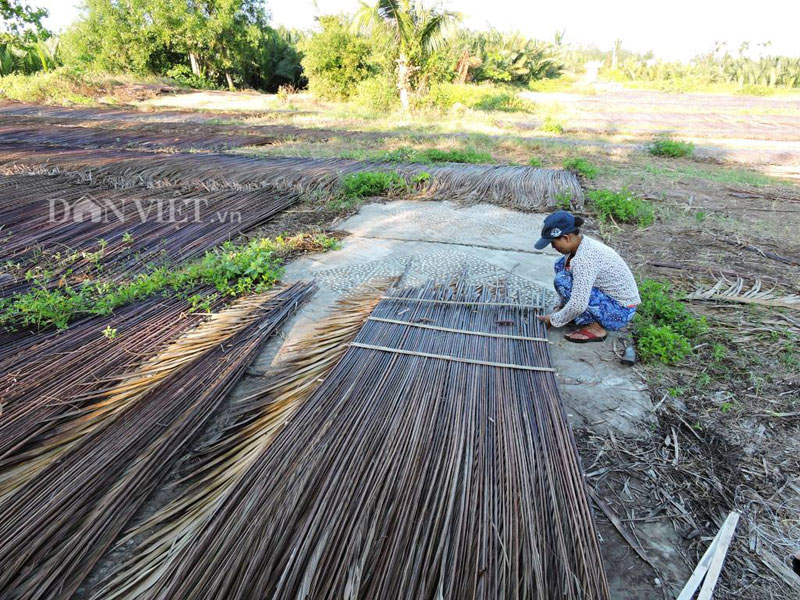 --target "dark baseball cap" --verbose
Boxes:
[534,210,584,250]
